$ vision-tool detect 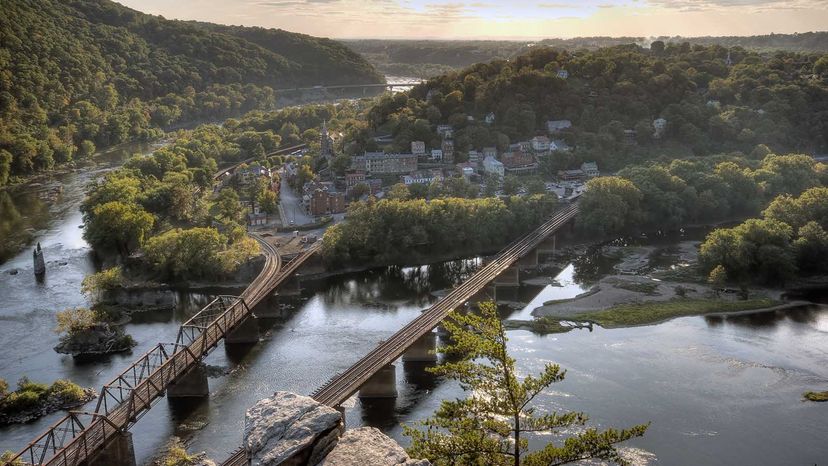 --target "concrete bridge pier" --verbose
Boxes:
[167,363,209,398]
[493,265,520,287]
[402,331,437,363]
[537,234,557,255]
[358,364,397,399]
[518,248,538,269]
[469,283,497,306]
[84,431,135,466]
[226,315,259,345]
